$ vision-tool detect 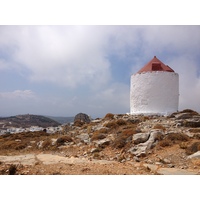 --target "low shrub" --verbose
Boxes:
[183,121,200,128]
[0,141,19,150]
[104,113,114,119]
[122,129,136,136]
[112,137,127,149]
[116,119,127,126]
[186,142,200,155]
[73,120,85,127]
[56,136,73,146]
[158,139,172,147]
[112,129,135,149]
[42,139,52,150]
[15,144,26,150]
[153,124,166,131]
[91,131,106,141]
[103,121,118,129]
[179,142,188,149]
[180,109,199,115]
[9,164,17,175]
[166,133,189,142]
[189,128,200,133]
